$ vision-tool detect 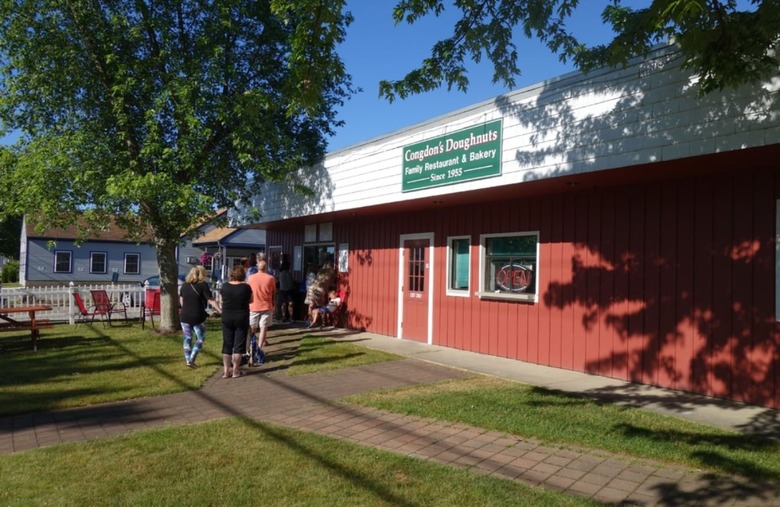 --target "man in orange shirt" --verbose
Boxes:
[248,259,276,350]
